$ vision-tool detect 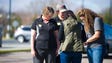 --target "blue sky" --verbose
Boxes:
[0,0,110,13]
[0,0,32,12]
[65,0,110,13]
